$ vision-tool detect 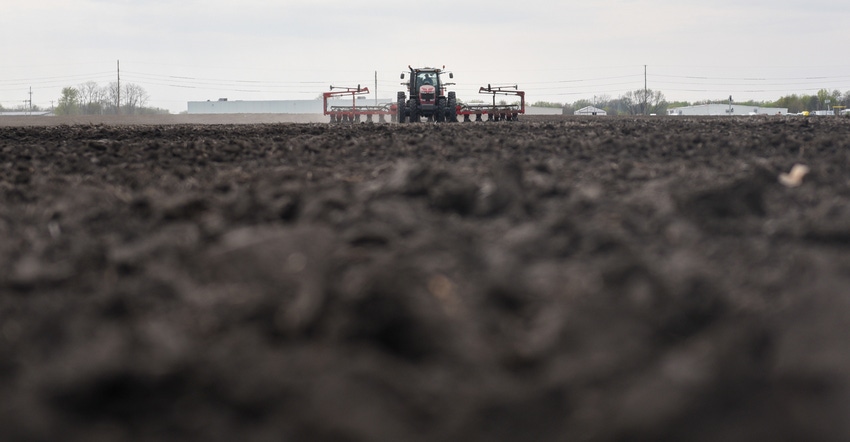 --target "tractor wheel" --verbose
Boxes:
[436,98,446,123]
[397,91,406,123]
[409,102,419,123]
[447,92,458,122]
